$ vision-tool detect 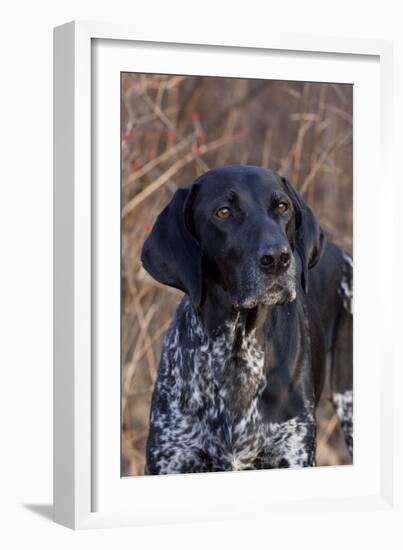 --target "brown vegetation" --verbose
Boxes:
[121,73,353,476]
